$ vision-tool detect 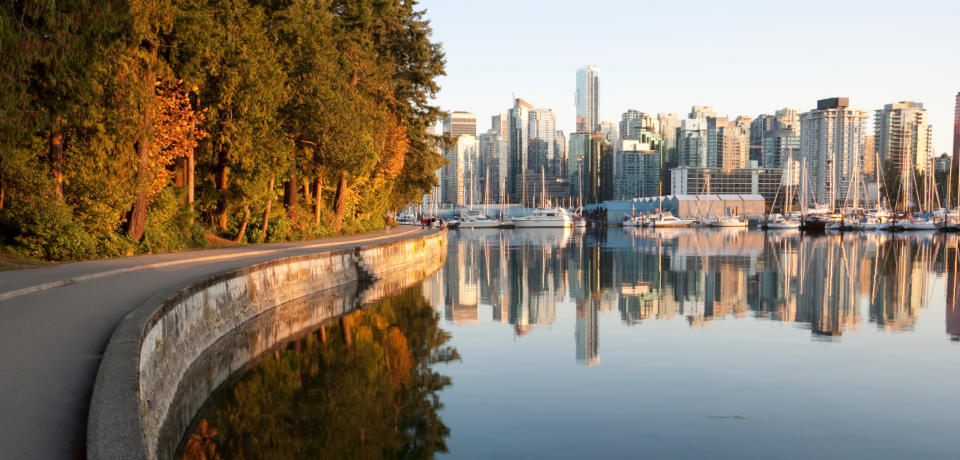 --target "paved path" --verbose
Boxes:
[0,226,433,459]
